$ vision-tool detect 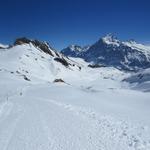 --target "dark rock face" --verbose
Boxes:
[33,40,54,56]
[88,64,106,68]
[54,57,69,67]
[53,79,65,83]
[14,37,31,45]
[14,37,54,56]
[84,39,150,71]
